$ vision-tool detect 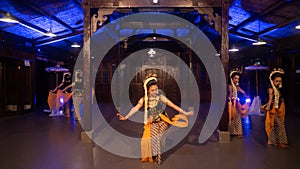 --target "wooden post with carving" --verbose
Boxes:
[82,0,92,136]
[219,0,230,132]
[81,0,116,142]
